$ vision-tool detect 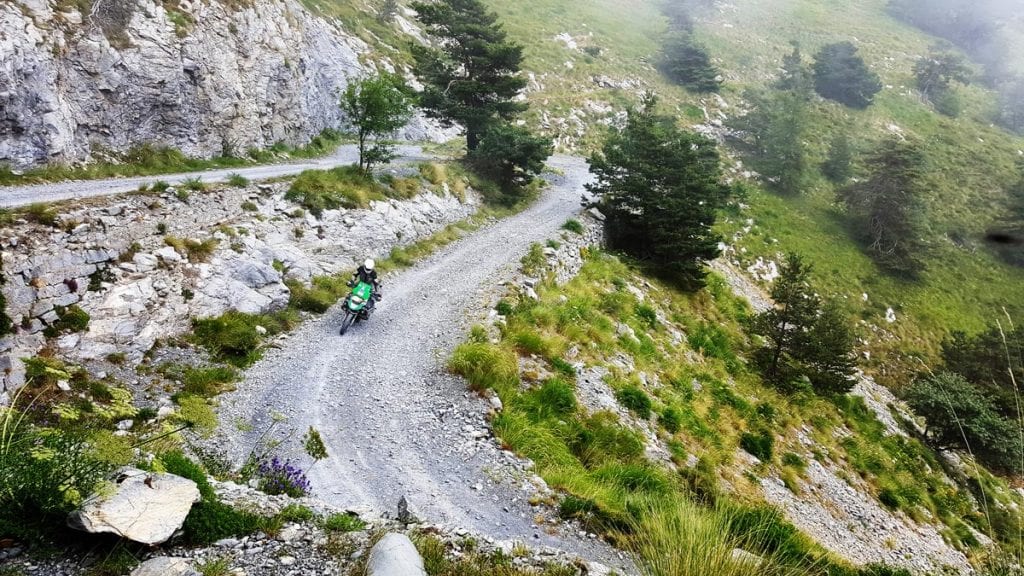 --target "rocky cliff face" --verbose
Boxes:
[0,0,443,168]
